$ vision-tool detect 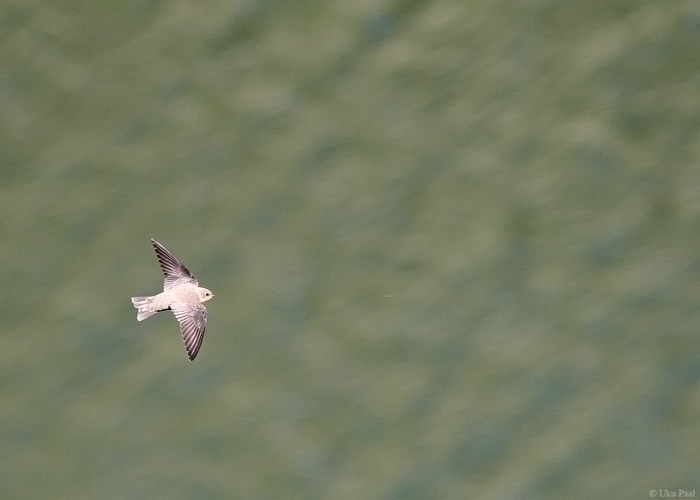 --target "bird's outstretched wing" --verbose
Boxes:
[151,239,198,290]
[171,303,207,361]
